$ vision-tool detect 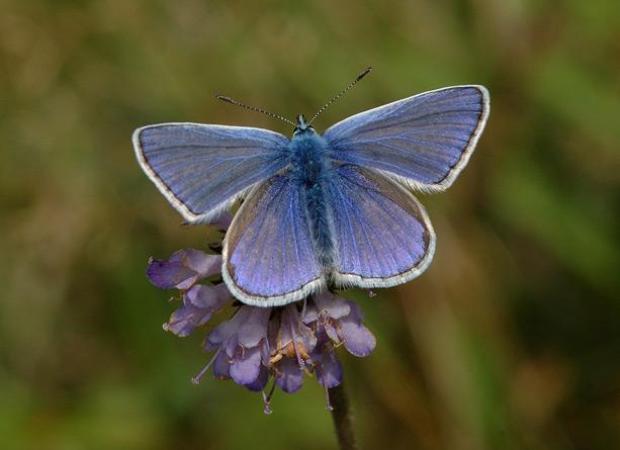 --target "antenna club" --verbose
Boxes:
[216,95,234,104]
[357,66,373,81]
